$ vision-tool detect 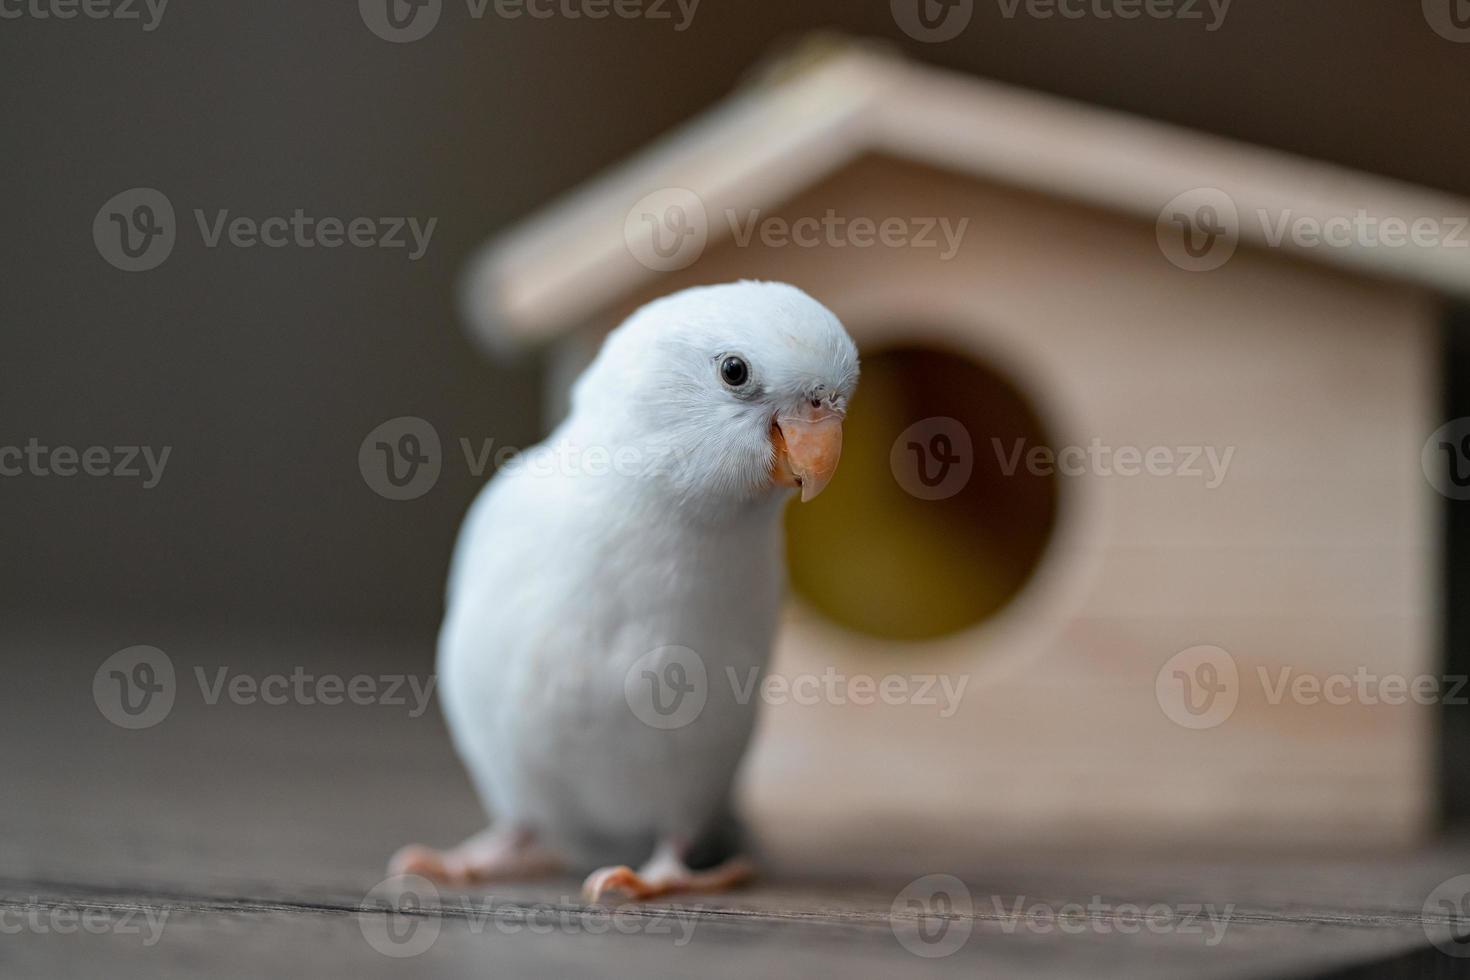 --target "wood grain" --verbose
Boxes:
[0,620,1464,975]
